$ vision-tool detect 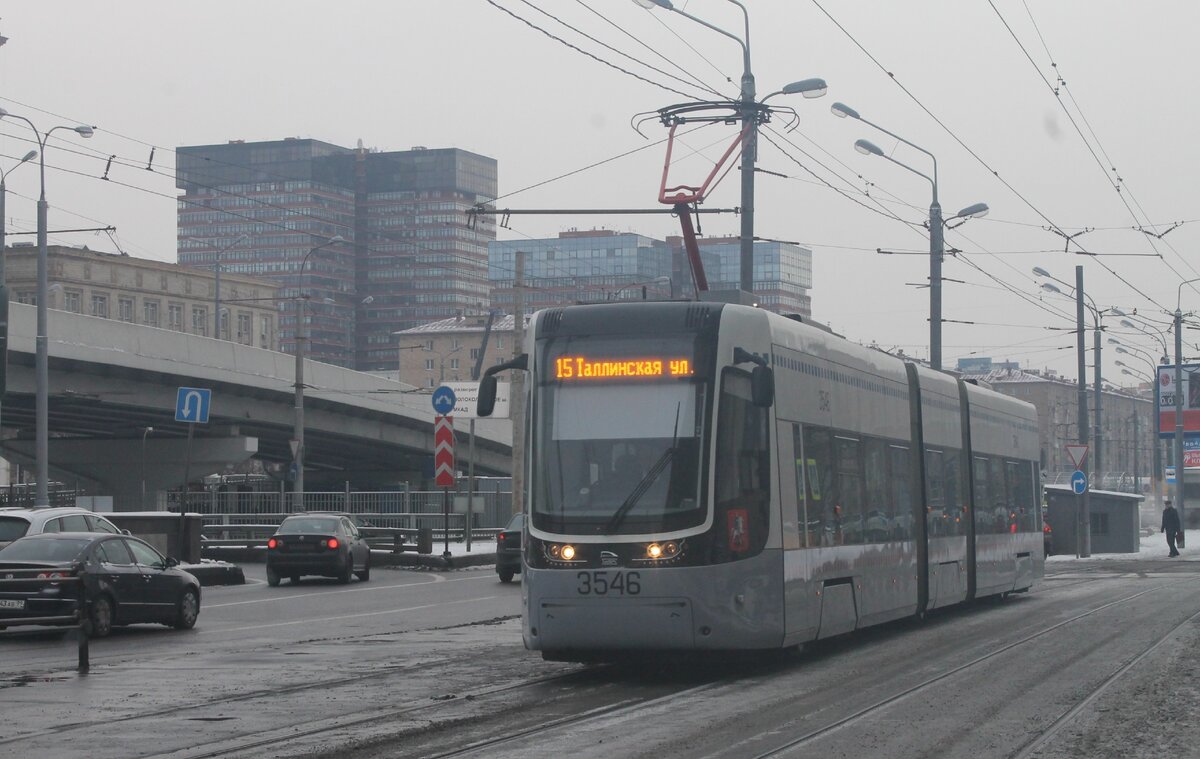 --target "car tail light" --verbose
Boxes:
[497,532,505,543]
[267,538,278,549]
[327,537,340,550]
